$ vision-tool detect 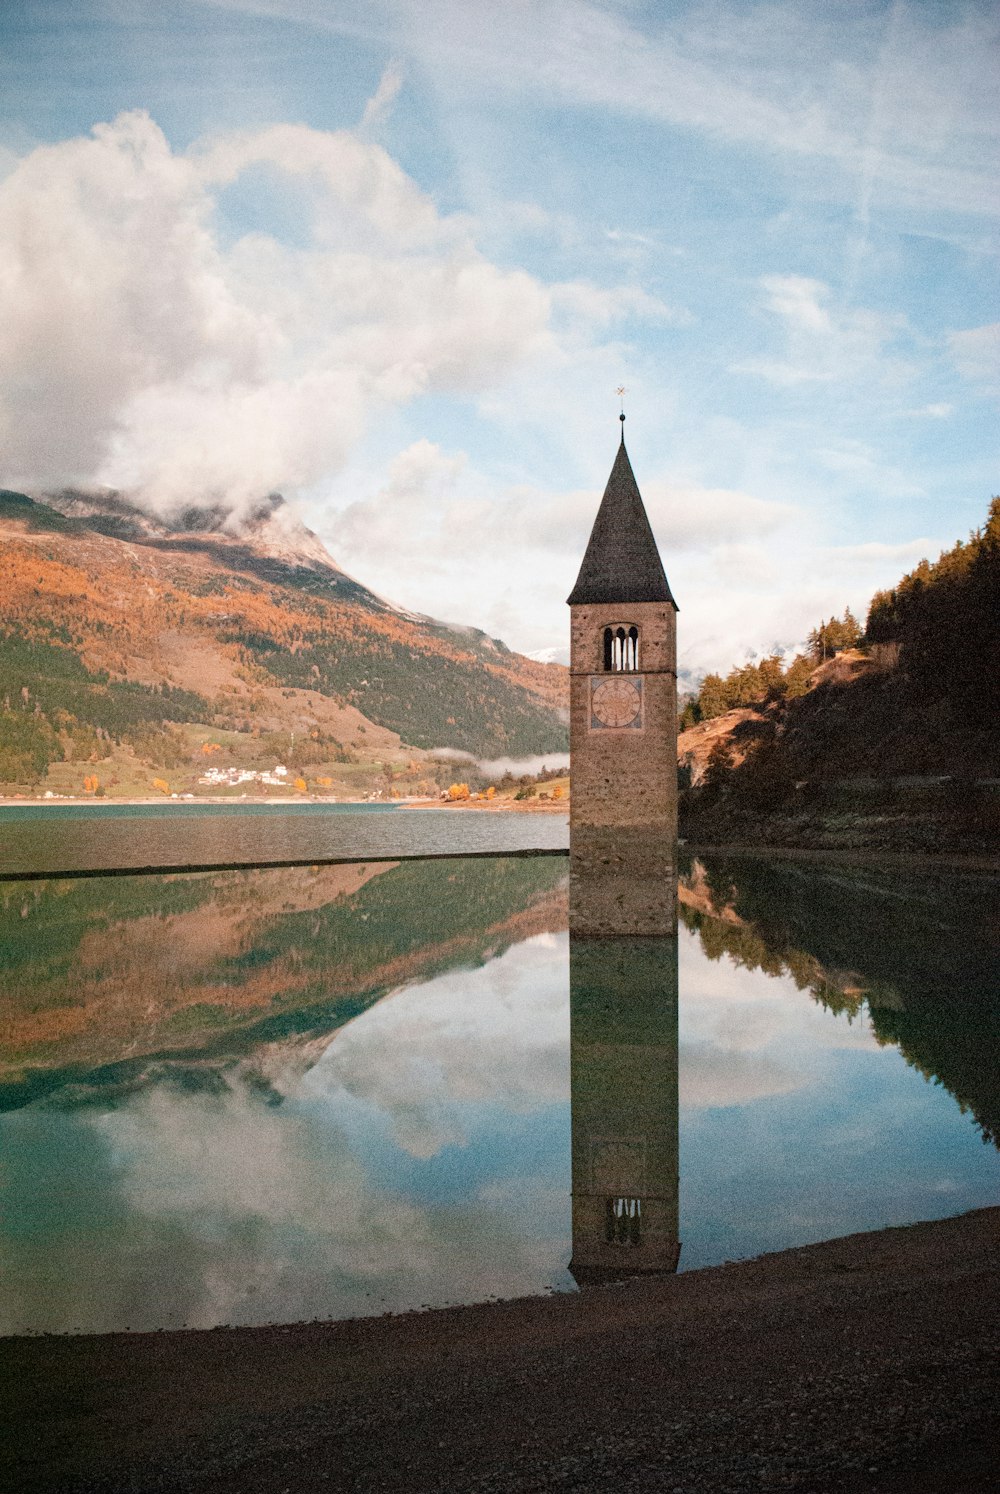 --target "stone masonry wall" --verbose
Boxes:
[569,600,678,834]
